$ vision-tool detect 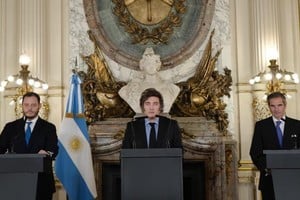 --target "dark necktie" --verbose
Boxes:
[149,123,156,148]
[276,121,283,147]
[25,121,32,145]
